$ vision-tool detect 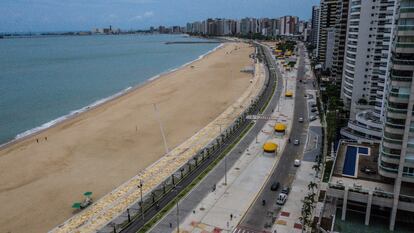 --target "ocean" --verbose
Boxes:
[0,34,219,145]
